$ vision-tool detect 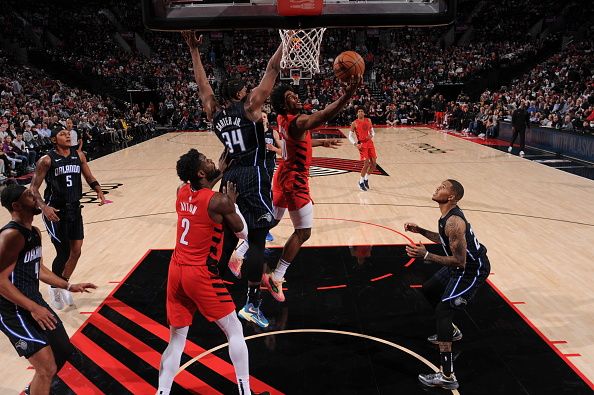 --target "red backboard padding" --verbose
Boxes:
[277,0,324,16]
